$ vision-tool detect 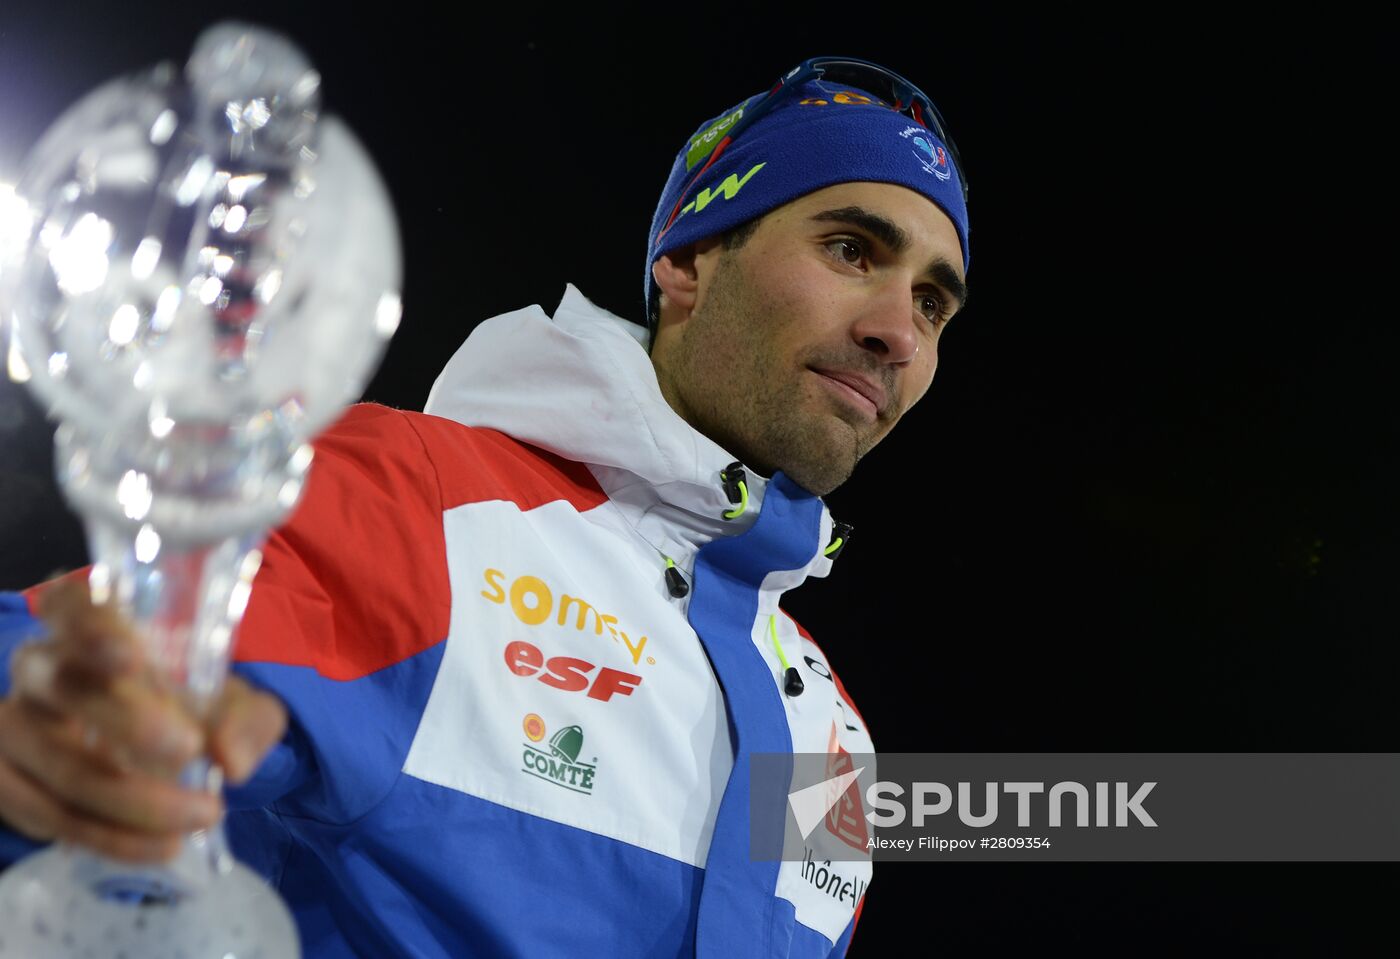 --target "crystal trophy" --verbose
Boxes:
[0,20,402,958]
